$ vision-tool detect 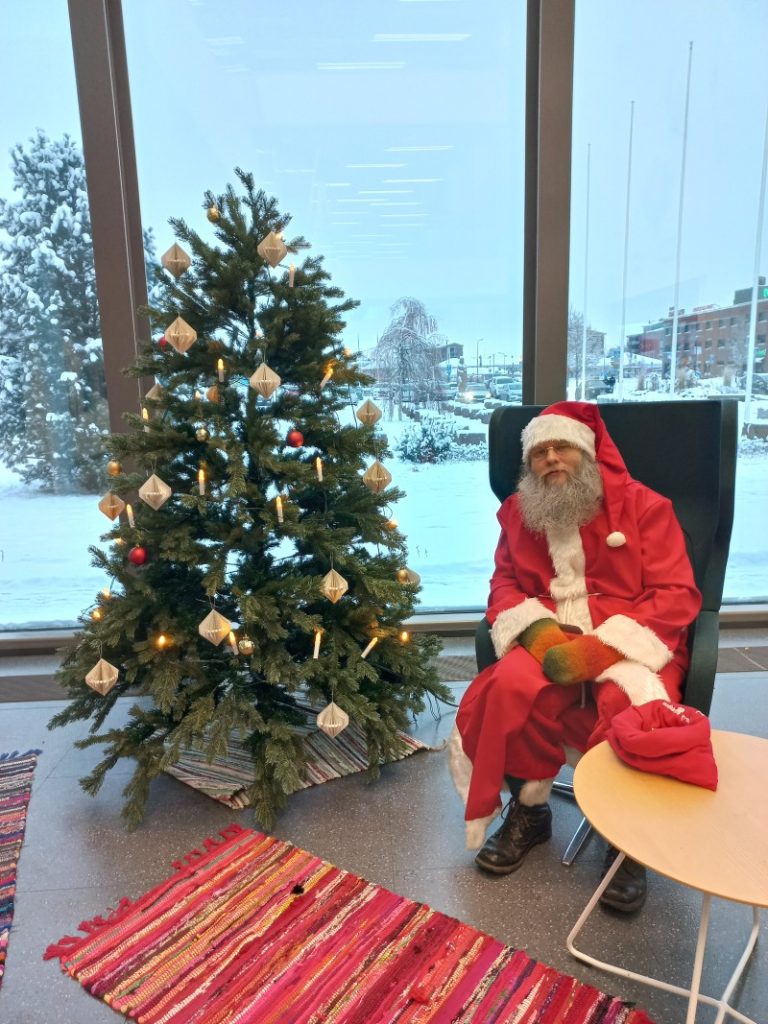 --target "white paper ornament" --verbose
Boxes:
[249,363,281,398]
[257,231,288,268]
[98,492,125,521]
[606,531,627,548]
[198,609,232,645]
[356,399,383,426]
[316,701,349,738]
[161,243,191,279]
[165,316,198,353]
[362,460,392,494]
[85,658,119,695]
[320,569,348,603]
[145,382,164,402]
[138,474,172,510]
